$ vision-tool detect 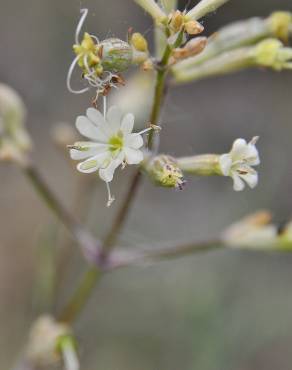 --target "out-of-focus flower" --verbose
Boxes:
[269,11,292,43]
[185,0,230,21]
[51,122,79,150]
[0,83,32,163]
[223,210,292,251]
[219,137,260,191]
[254,38,292,70]
[25,315,71,367]
[222,210,278,249]
[145,154,186,189]
[134,0,167,24]
[69,106,152,206]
